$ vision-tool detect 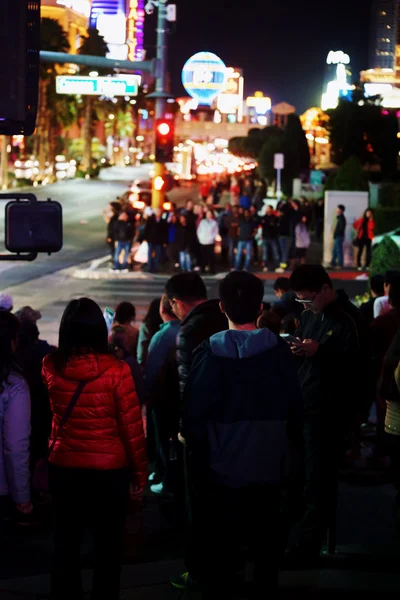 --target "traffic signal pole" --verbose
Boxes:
[151,0,168,208]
